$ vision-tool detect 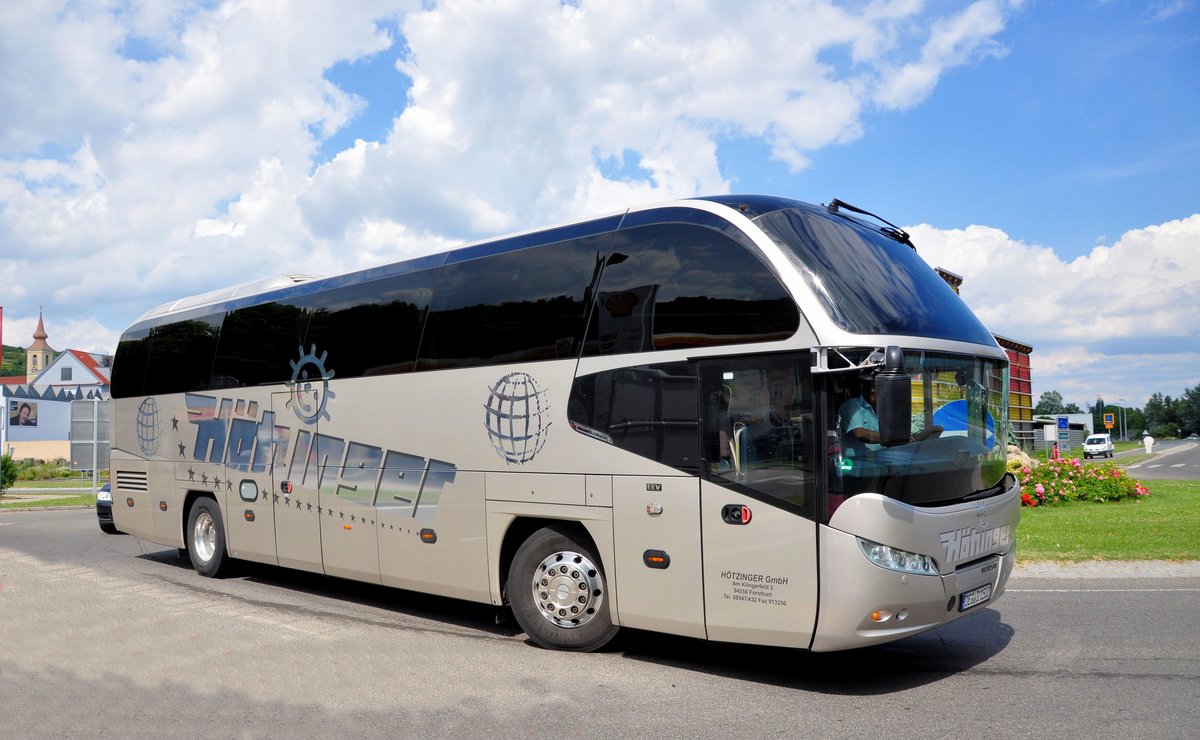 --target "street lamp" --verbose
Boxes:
[1117,398,1127,442]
